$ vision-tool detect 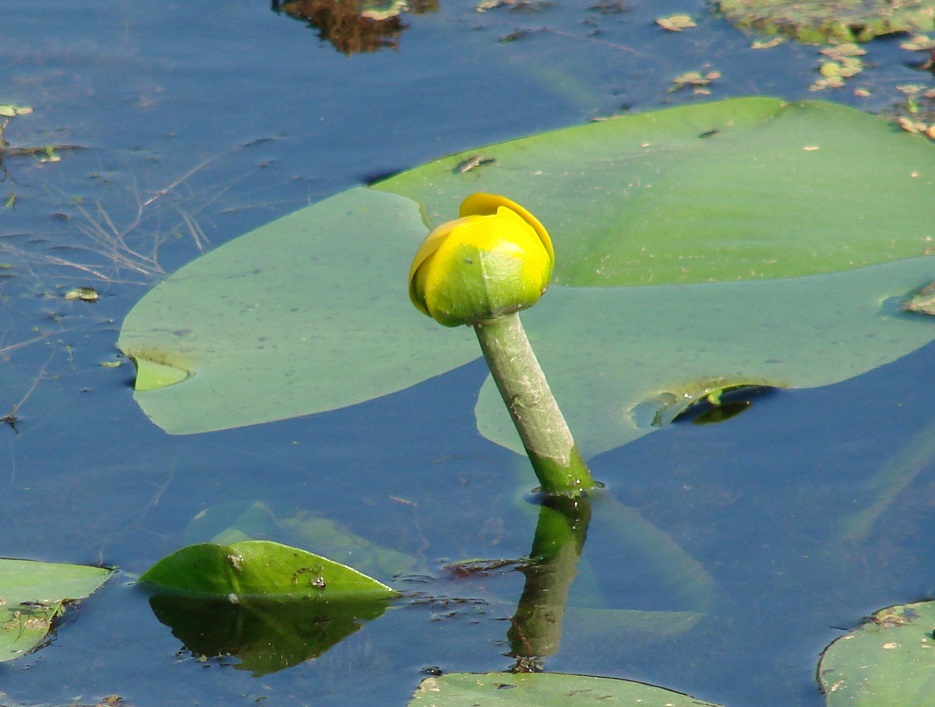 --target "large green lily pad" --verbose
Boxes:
[119,187,477,434]
[717,0,935,44]
[0,559,113,662]
[376,98,935,287]
[818,601,935,705]
[478,257,935,457]
[117,98,935,457]
[409,672,722,706]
